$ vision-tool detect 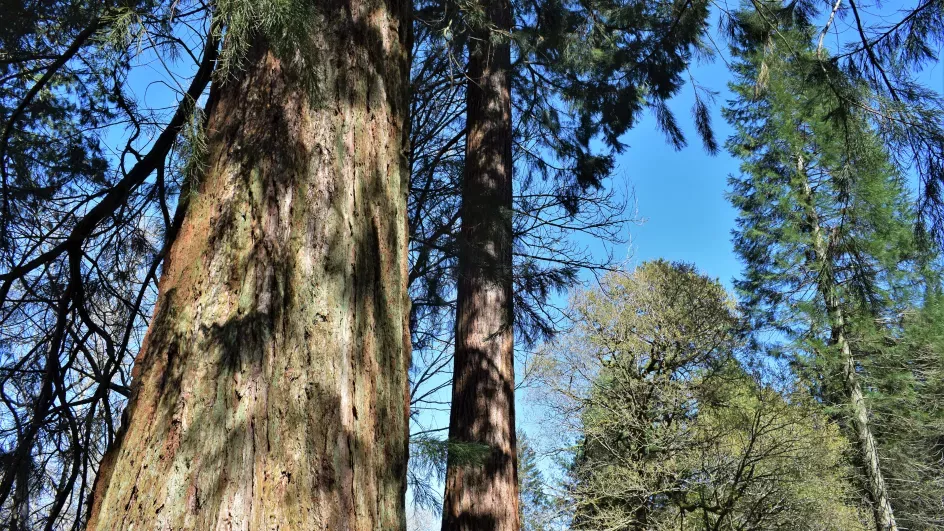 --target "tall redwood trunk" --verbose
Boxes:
[85,2,412,527]
[440,0,520,527]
